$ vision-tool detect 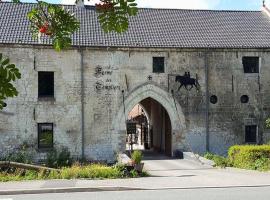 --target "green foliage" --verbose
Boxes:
[228,145,270,171]
[129,169,138,177]
[95,0,138,33]
[0,142,35,164]
[266,118,270,129]
[60,163,122,179]
[15,0,138,51]
[27,1,80,51]
[0,161,149,182]
[45,148,72,168]
[131,150,143,164]
[204,152,230,168]
[0,53,21,109]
